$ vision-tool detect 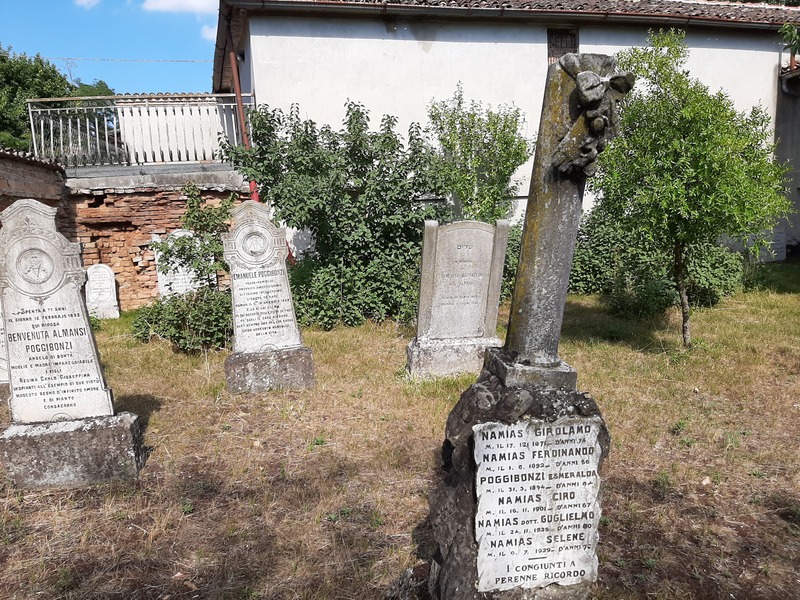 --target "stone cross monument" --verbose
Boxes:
[428,54,633,600]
